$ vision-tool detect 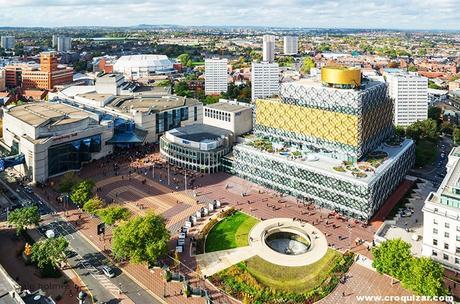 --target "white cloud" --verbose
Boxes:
[0,0,458,29]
